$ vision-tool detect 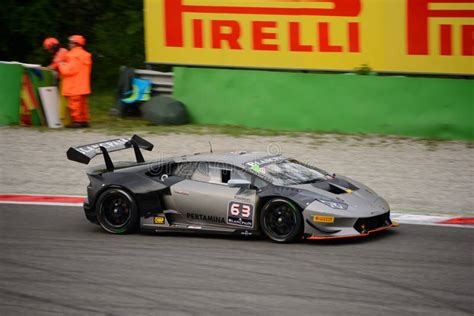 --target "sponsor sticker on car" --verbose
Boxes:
[227,201,254,227]
[153,216,166,224]
[313,215,335,223]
